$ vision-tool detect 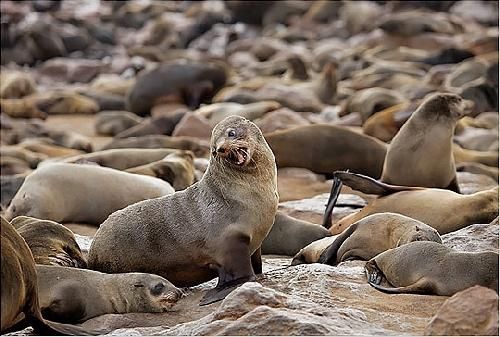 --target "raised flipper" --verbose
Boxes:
[321,175,343,229]
[333,171,422,196]
[200,234,255,306]
[318,222,359,265]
